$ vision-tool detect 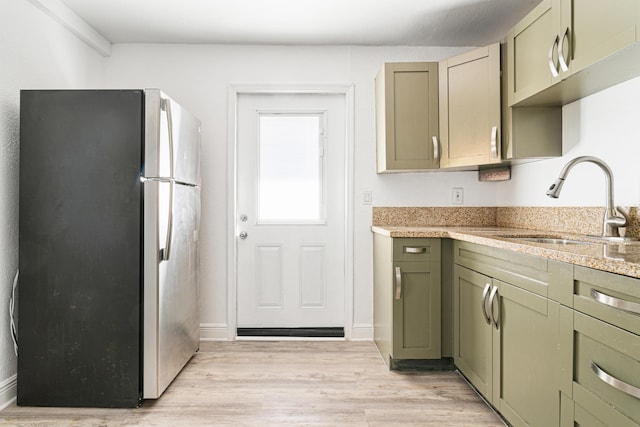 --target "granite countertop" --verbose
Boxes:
[372,225,640,279]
